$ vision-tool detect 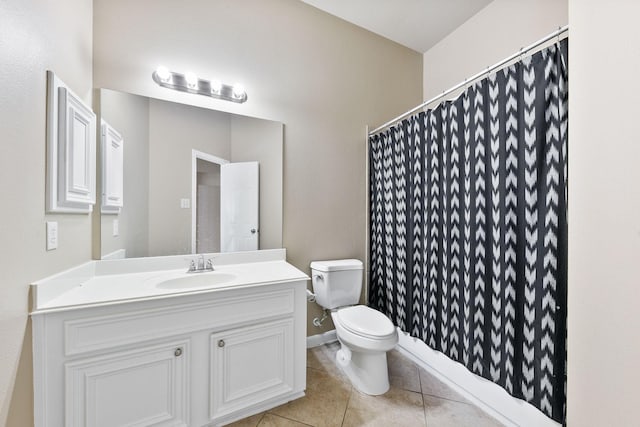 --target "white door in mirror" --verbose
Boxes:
[221,162,259,252]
